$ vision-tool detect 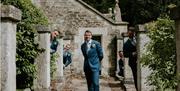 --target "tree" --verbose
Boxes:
[83,0,179,26]
[141,16,177,90]
[119,0,179,26]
